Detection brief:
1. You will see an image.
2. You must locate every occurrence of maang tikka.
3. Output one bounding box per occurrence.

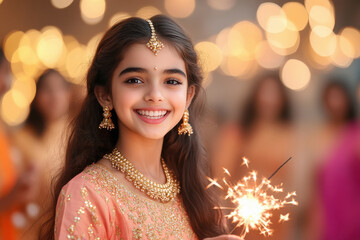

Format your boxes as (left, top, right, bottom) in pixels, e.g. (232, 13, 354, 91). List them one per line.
(99, 106, 115, 131)
(146, 19, 164, 55)
(178, 110, 193, 136)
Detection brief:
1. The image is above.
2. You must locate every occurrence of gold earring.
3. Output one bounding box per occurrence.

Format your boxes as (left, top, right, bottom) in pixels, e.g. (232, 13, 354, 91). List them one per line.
(99, 106, 115, 131)
(178, 110, 193, 136)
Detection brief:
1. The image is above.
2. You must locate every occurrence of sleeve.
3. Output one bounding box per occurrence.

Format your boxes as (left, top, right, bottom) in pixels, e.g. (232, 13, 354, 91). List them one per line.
(54, 177, 112, 240)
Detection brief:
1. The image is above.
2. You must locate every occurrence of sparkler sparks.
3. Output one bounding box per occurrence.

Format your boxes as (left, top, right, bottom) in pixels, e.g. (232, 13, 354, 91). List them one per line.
(242, 157, 249, 167)
(208, 158, 298, 238)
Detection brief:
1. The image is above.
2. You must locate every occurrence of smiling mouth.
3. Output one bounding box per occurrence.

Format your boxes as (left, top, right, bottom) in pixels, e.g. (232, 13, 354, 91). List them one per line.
(135, 109, 169, 119)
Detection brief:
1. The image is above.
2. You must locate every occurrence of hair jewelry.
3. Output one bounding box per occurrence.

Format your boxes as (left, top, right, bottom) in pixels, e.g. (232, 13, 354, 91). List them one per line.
(146, 19, 164, 55)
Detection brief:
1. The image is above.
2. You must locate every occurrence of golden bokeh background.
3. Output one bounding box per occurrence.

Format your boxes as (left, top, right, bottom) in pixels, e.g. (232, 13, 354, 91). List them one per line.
(0, 0, 359, 125)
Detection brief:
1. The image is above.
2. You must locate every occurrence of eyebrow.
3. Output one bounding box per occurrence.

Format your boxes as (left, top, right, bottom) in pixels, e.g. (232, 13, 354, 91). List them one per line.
(163, 68, 187, 77)
(119, 67, 146, 76)
(119, 67, 186, 77)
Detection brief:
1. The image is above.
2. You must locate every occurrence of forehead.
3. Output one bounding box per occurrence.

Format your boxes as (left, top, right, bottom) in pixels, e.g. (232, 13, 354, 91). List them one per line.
(116, 42, 186, 71)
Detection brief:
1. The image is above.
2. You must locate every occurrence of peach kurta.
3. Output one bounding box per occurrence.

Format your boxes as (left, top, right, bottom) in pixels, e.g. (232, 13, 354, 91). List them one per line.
(55, 163, 197, 240)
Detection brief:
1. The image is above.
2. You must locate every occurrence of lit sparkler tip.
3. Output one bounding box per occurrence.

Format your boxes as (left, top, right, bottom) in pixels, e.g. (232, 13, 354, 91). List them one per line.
(242, 157, 250, 167)
(210, 157, 297, 238)
(215, 168, 297, 238)
(205, 177, 223, 190)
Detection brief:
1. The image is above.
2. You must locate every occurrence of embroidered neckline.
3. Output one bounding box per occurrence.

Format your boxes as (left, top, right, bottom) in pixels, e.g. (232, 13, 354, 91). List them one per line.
(89, 163, 179, 205)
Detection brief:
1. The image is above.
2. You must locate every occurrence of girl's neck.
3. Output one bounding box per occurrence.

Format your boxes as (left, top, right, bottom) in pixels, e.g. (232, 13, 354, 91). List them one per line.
(115, 129, 164, 182)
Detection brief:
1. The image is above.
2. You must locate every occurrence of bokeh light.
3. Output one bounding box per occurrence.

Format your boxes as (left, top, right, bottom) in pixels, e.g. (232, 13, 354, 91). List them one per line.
(135, 6, 161, 19)
(195, 41, 223, 73)
(12, 75, 37, 104)
(255, 41, 284, 69)
(308, 5, 335, 37)
(80, 0, 106, 25)
(330, 35, 353, 68)
(257, 2, 288, 33)
(51, 0, 74, 9)
(266, 21, 300, 55)
(282, 2, 308, 31)
(281, 59, 311, 91)
(206, 0, 236, 11)
(339, 27, 360, 58)
(304, 0, 334, 13)
(309, 30, 336, 57)
(305, 44, 333, 70)
(164, 0, 195, 18)
(86, 33, 103, 62)
(221, 56, 258, 79)
(215, 27, 232, 55)
(65, 45, 88, 84)
(36, 26, 64, 68)
(109, 12, 131, 27)
(0, 90, 30, 126)
(228, 21, 263, 60)
(3, 31, 25, 61)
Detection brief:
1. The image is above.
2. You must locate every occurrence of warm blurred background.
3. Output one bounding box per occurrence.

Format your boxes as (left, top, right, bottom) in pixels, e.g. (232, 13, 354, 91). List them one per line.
(0, 0, 359, 239)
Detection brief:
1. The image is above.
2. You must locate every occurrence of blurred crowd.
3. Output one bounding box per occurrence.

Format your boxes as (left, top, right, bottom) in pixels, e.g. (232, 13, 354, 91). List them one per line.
(0, 47, 84, 239)
(1, 42, 360, 240)
(208, 72, 360, 240)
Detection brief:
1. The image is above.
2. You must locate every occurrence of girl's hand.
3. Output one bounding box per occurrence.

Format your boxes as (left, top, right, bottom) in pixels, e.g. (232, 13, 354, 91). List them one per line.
(204, 235, 244, 240)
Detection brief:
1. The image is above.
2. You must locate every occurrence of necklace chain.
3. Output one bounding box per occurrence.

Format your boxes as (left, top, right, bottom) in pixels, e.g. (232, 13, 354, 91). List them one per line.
(103, 148, 180, 202)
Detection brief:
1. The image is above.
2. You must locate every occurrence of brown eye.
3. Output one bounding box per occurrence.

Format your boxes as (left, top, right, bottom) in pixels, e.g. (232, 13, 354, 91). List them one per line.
(125, 78, 143, 84)
(165, 78, 182, 85)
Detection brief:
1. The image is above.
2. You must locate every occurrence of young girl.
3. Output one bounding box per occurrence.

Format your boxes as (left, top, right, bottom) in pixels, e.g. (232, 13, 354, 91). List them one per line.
(40, 15, 242, 240)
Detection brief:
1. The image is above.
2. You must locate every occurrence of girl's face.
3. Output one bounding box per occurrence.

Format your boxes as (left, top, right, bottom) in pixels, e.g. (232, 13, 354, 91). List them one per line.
(105, 43, 194, 140)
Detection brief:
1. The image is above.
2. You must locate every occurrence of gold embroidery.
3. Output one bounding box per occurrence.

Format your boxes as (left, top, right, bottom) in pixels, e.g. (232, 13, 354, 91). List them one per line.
(82, 164, 197, 240)
(63, 186, 101, 239)
(54, 189, 66, 234)
(81, 186, 99, 225)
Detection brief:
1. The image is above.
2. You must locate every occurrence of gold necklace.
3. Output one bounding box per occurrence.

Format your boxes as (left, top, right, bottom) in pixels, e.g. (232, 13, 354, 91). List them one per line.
(103, 148, 180, 202)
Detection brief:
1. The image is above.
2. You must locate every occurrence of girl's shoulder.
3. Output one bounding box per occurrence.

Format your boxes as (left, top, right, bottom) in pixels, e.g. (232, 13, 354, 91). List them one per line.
(61, 163, 118, 196)
(60, 162, 133, 205)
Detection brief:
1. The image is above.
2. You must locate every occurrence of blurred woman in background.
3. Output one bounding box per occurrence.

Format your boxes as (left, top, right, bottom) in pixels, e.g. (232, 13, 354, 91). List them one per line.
(210, 73, 296, 239)
(0, 48, 38, 240)
(11, 69, 71, 239)
(306, 79, 360, 240)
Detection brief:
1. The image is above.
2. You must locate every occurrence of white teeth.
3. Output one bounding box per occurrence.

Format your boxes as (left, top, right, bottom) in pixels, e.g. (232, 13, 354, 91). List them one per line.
(137, 110, 167, 119)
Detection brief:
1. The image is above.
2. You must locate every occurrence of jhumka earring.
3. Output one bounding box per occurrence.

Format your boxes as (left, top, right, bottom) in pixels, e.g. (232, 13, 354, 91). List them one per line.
(178, 110, 193, 136)
(146, 19, 164, 55)
(99, 106, 115, 131)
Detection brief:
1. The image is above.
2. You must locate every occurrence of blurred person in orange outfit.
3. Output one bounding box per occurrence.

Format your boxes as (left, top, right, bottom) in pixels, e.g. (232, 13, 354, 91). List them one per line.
(11, 69, 71, 239)
(210, 73, 296, 239)
(305, 79, 360, 240)
(0, 48, 37, 239)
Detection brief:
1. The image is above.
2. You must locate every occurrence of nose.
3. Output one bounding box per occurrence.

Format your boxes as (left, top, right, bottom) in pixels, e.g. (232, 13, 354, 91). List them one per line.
(144, 82, 164, 102)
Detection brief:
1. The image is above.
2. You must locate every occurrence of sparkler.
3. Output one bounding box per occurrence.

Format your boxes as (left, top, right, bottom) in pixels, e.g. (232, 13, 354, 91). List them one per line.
(207, 157, 298, 238)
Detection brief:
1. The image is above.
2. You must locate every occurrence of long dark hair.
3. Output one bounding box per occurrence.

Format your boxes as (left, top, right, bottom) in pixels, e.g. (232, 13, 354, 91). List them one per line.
(40, 15, 226, 239)
(25, 69, 69, 137)
(240, 72, 292, 132)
